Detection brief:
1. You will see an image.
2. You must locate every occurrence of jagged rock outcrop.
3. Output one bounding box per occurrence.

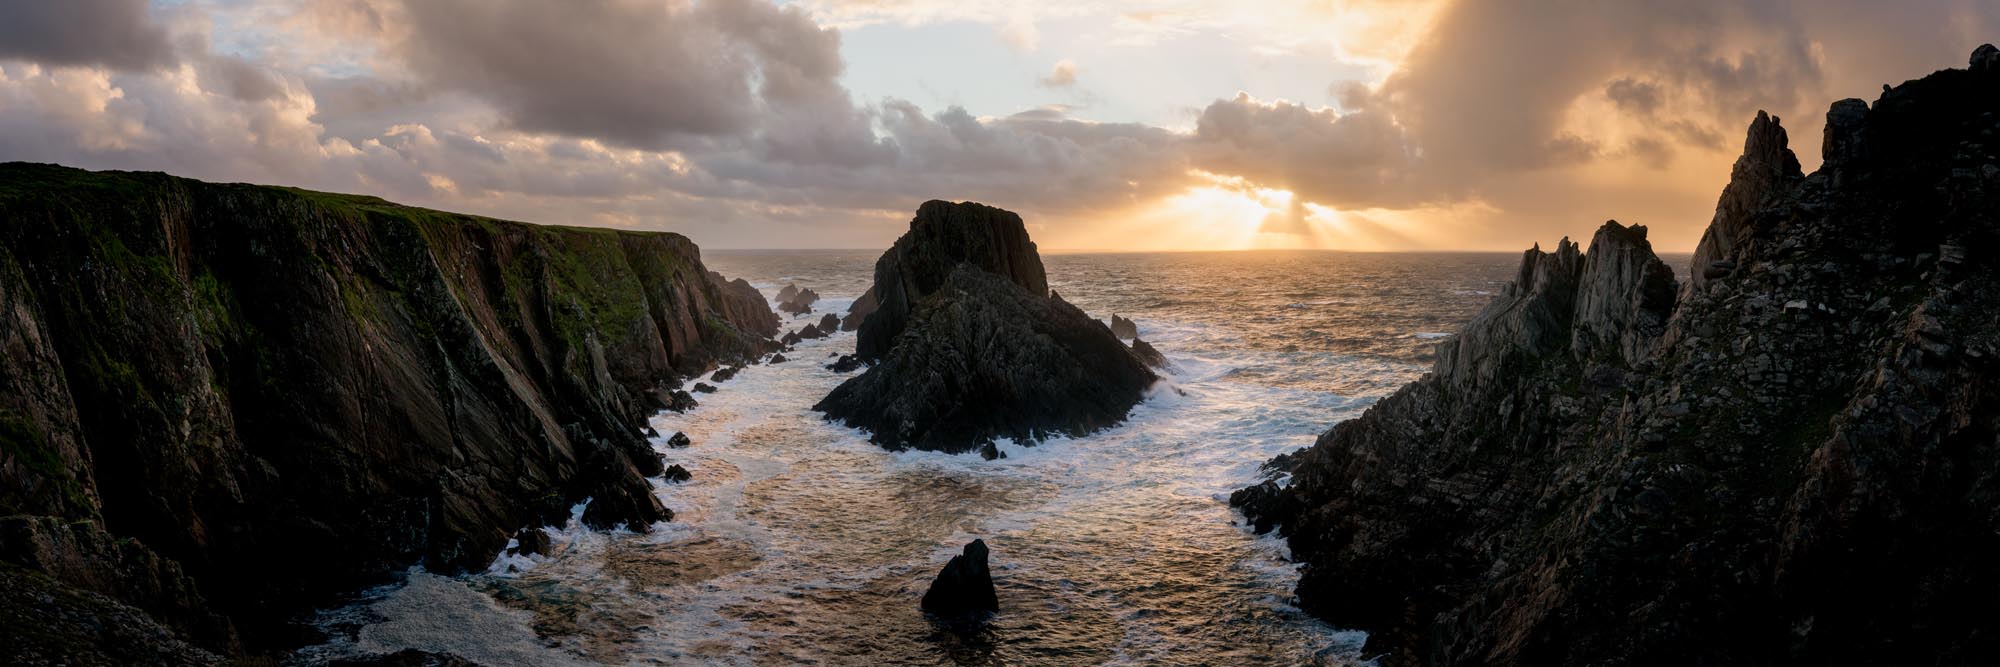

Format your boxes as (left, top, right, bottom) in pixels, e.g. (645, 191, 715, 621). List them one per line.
(0, 164, 774, 661)
(853, 200, 1049, 361)
(1690, 110, 1804, 286)
(1236, 49, 2000, 666)
(840, 287, 877, 331)
(777, 285, 819, 315)
(816, 266, 1155, 452)
(816, 201, 1154, 453)
(920, 539, 998, 616)
(1109, 314, 1138, 339)
(1130, 336, 1170, 371)
(817, 312, 839, 333)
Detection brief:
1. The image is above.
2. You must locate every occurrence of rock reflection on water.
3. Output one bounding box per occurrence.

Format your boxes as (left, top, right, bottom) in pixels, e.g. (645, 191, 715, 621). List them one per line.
(290, 250, 1568, 666)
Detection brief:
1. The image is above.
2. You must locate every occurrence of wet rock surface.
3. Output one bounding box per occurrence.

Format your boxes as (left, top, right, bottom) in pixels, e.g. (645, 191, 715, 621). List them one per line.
(1109, 314, 1138, 339)
(0, 164, 774, 661)
(1237, 51, 2000, 666)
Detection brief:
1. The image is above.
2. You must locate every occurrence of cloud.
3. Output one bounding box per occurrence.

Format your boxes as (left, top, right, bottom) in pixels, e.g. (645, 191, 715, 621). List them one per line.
(0, 0, 176, 71)
(1189, 93, 1429, 208)
(1040, 59, 1079, 88)
(389, 0, 847, 150)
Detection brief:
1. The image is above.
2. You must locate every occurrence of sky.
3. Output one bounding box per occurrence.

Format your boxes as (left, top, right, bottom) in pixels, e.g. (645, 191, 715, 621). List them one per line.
(0, 1, 1995, 251)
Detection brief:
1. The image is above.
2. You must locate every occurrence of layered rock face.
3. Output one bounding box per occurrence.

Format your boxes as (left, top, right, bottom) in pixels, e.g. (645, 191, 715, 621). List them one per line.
(818, 201, 1154, 453)
(0, 164, 774, 661)
(1238, 51, 2000, 665)
(852, 200, 1049, 361)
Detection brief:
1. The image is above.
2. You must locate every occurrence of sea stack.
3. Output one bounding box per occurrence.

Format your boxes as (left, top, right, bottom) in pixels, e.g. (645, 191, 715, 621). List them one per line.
(920, 539, 999, 616)
(814, 201, 1156, 453)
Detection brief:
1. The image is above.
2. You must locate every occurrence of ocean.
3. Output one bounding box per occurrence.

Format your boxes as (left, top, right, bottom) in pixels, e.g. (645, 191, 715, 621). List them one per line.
(289, 249, 1667, 666)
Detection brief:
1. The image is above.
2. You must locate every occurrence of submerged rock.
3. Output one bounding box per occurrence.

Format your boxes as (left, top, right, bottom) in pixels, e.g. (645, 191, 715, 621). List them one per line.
(921, 540, 999, 615)
(662, 465, 691, 483)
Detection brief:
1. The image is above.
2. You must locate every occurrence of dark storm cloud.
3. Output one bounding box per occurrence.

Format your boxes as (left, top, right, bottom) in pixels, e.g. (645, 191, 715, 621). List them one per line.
(0, 0, 176, 70)
(1605, 77, 1664, 115)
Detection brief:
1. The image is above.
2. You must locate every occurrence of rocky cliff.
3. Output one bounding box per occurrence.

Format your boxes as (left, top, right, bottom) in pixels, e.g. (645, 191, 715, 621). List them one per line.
(818, 201, 1155, 453)
(1237, 49, 2000, 665)
(0, 163, 776, 662)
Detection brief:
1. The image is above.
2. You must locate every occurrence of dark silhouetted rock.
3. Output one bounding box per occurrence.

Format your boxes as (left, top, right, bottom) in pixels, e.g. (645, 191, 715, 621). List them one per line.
(979, 442, 1004, 460)
(778, 286, 820, 315)
(827, 354, 863, 373)
(855, 200, 1049, 361)
(781, 330, 802, 346)
(1974, 43, 1999, 71)
(666, 432, 692, 448)
(692, 382, 717, 394)
(507, 528, 551, 557)
(1110, 314, 1138, 339)
(711, 366, 740, 382)
(769, 353, 787, 364)
(921, 540, 998, 615)
(1689, 110, 1803, 289)
(841, 287, 878, 331)
(1241, 57, 2000, 666)
(817, 312, 840, 332)
(817, 266, 1155, 453)
(797, 323, 828, 340)
(328, 650, 485, 667)
(657, 389, 700, 413)
(1130, 336, 1169, 371)
(662, 465, 691, 483)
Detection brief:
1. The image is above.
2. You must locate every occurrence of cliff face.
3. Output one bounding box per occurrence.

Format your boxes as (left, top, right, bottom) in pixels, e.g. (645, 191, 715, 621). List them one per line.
(0, 164, 774, 661)
(1239, 51, 2000, 665)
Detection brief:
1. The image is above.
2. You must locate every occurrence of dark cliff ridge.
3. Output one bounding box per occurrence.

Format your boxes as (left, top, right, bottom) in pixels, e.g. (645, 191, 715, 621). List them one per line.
(0, 164, 775, 661)
(1237, 48, 2000, 666)
(818, 201, 1156, 453)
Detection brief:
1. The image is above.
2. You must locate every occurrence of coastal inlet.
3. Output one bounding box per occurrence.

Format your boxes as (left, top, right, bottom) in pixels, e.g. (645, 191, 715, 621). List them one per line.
(292, 250, 1588, 665)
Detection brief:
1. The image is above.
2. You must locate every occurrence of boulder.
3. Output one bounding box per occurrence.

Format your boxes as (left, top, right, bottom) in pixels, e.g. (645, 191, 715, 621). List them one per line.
(827, 354, 863, 373)
(818, 312, 840, 332)
(662, 465, 691, 483)
(666, 431, 692, 448)
(769, 353, 787, 364)
(692, 382, 717, 394)
(920, 540, 998, 615)
(711, 366, 740, 383)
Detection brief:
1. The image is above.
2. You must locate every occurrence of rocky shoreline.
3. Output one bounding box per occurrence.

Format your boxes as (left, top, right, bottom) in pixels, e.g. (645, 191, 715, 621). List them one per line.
(1236, 48, 2000, 665)
(0, 164, 777, 663)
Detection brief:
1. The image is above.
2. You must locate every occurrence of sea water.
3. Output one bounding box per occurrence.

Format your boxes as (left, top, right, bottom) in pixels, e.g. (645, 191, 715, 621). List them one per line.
(289, 250, 1588, 666)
